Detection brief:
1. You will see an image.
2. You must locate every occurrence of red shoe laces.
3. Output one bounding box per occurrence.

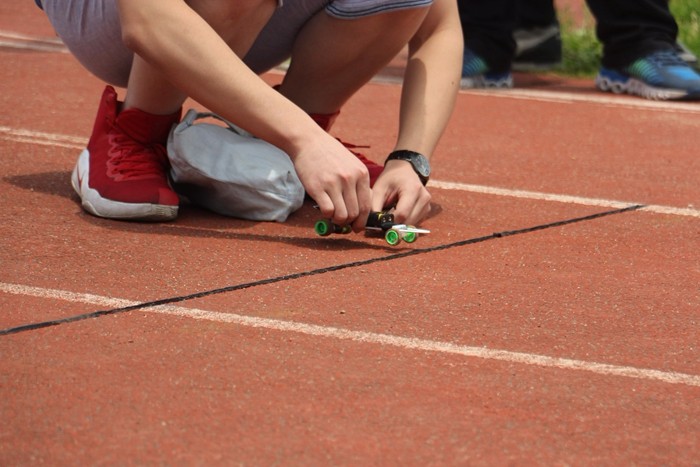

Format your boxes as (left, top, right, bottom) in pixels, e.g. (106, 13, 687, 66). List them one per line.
(106, 133, 168, 181)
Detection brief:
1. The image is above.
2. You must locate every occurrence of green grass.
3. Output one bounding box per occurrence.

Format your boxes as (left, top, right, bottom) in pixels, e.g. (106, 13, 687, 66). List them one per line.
(672, 0, 700, 53)
(559, 14, 601, 77)
(554, 0, 699, 77)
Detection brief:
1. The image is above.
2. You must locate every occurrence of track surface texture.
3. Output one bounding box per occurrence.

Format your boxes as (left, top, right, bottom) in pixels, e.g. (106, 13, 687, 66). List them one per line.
(1, 2, 698, 465)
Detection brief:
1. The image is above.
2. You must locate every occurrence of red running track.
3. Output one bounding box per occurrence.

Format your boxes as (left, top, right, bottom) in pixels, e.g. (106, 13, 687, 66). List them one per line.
(1, 2, 699, 465)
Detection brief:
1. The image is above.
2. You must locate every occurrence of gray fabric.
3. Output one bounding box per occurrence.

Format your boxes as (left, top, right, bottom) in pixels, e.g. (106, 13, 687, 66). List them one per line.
(41, 0, 431, 80)
(167, 110, 305, 222)
(244, 0, 329, 73)
(41, 0, 132, 87)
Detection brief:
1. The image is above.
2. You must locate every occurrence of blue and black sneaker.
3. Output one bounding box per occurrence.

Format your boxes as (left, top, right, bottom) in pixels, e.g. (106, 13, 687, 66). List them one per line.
(461, 48, 513, 89)
(595, 49, 700, 101)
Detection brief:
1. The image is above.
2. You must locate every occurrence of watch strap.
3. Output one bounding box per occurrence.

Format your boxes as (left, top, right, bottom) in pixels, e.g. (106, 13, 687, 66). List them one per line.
(386, 150, 430, 185)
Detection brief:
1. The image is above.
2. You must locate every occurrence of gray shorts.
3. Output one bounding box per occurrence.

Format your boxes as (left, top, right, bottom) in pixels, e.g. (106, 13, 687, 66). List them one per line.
(40, 0, 432, 88)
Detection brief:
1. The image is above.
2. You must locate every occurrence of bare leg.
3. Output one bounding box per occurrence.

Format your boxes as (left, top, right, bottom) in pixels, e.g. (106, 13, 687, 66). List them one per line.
(122, 56, 186, 115)
(279, 7, 431, 115)
(123, 0, 277, 114)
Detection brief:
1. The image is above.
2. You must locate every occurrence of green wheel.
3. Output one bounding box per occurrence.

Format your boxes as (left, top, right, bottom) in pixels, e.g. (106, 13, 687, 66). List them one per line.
(384, 229, 401, 246)
(402, 231, 417, 243)
(314, 219, 332, 236)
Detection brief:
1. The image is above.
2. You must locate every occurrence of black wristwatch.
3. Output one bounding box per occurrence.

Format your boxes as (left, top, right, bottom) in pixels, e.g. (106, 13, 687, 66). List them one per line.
(385, 150, 430, 186)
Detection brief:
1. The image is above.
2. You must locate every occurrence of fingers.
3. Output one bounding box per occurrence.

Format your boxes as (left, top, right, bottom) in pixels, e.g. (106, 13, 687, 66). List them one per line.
(350, 175, 372, 232)
(329, 173, 371, 231)
(393, 187, 431, 225)
(371, 162, 432, 226)
(304, 160, 371, 229)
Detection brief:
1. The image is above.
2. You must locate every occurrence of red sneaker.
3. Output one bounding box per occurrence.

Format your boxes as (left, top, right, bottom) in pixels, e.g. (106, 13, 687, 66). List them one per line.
(71, 86, 181, 221)
(309, 112, 384, 187)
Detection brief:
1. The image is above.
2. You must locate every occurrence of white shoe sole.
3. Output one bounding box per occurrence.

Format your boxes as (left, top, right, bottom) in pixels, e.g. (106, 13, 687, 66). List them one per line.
(71, 149, 178, 221)
(595, 74, 688, 101)
(460, 75, 514, 89)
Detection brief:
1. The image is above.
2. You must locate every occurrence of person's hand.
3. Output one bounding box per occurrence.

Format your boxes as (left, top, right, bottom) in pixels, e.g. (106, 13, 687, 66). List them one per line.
(371, 159, 431, 225)
(293, 133, 372, 232)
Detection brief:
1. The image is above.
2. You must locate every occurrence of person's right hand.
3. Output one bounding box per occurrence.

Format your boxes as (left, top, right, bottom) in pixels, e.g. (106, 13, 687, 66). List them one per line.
(293, 133, 372, 232)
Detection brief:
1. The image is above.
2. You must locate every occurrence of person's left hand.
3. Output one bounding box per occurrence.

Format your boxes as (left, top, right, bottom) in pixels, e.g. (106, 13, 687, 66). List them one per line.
(371, 159, 431, 226)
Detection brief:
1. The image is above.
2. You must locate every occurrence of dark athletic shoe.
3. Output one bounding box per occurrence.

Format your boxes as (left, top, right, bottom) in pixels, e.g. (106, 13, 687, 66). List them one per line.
(595, 49, 700, 101)
(460, 48, 513, 89)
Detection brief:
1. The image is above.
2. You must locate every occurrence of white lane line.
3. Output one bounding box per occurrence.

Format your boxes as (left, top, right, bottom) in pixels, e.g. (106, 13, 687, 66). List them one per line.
(0, 30, 68, 53)
(377, 75, 700, 113)
(2, 282, 699, 388)
(0, 30, 64, 43)
(0, 126, 84, 150)
(0, 39, 67, 53)
(429, 180, 700, 218)
(461, 88, 700, 114)
(2, 125, 698, 218)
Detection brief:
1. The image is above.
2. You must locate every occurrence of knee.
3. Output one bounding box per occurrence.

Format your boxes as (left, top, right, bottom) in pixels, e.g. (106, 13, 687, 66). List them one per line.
(118, 5, 164, 56)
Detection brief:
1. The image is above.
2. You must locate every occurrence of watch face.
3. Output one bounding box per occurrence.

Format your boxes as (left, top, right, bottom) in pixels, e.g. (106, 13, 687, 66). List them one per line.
(413, 155, 430, 178)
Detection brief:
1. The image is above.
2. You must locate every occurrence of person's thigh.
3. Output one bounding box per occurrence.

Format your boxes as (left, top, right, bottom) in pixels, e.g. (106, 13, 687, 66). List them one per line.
(244, 0, 431, 73)
(42, 0, 133, 87)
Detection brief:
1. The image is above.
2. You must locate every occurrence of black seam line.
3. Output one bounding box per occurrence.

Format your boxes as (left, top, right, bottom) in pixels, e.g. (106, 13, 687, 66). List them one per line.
(1, 204, 644, 337)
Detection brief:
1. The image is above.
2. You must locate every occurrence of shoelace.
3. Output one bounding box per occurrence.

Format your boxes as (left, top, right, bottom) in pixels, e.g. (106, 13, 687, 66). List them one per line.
(106, 133, 168, 181)
(646, 50, 688, 68)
